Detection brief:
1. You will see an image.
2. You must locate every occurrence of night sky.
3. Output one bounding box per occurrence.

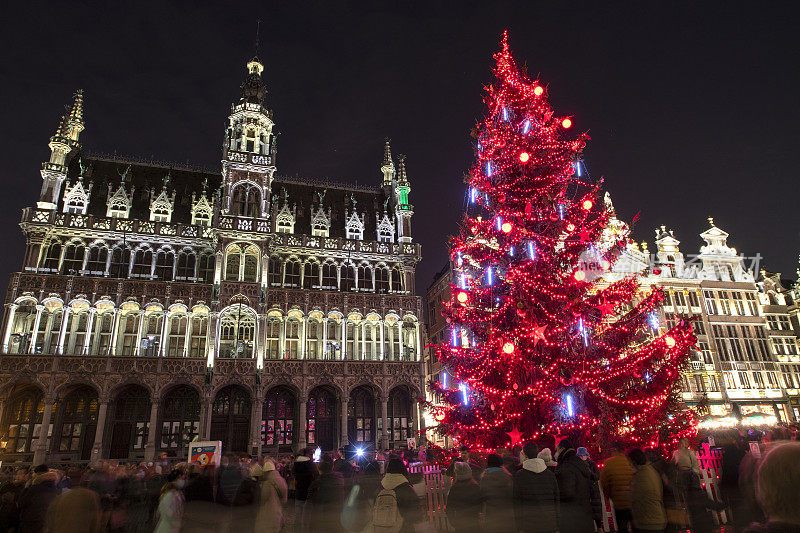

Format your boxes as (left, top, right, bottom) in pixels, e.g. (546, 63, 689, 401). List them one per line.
(2, 2, 799, 296)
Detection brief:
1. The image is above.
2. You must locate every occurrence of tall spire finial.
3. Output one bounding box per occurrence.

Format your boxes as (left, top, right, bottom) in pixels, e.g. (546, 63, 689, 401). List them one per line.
(397, 154, 408, 186)
(708, 216, 715, 227)
(382, 138, 393, 167)
(254, 18, 261, 59)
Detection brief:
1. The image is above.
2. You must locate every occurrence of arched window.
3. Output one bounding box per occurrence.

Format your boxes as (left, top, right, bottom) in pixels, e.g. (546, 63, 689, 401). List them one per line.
(285, 318, 301, 359)
(401, 318, 418, 361)
(141, 311, 163, 357)
(176, 251, 196, 281)
(189, 314, 208, 357)
(210, 385, 251, 453)
(198, 253, 214, 283)
(232, 184, 261, 217)
(110, 247, 131, 278)
(89, 311, 114, 355)
(154, 250, 174, 281)
(132, 248, 153, 278)
(116, 312, 140, 356)
(61, 242, 85, 274)
(375, 266, 390, 294)
(243, 246, 259, 282)
(219, 306, 256, 359)
(388, 388, 412, 444)
(263, 387, 296, 449)
(303, 261, 320, 289)
(284, 259, 301, 288)
(166, 314, 187, 356)
(159, 386, 200, 456)
(85, 246, 108, 275)
(306, 318, 322, 359)
(1, 387, 43, 454)
(41, 241, 61, 272)
(266, 317, 281, 359)
(364, 320, 377, 361)
(109, 385, 151, 459)
(340, 264, 355, 292)
(325, 317, 341, 360)
(321, 262, 338, 290)
(268, 257, 283, 287)
(348, 386, 375, 446)
(307, 387, 336, 451)
(7, 302, 36, 354)
(391, 267, 404, 293)
(225, 250, 240, 281)
(55, 387, 98, 459)
(357, 264, 372, 291)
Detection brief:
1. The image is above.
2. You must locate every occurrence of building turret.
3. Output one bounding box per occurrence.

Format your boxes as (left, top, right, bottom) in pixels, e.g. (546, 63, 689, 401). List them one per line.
(395, 155, 413, 243)
(381, 138, 395, 187)
(654, 226, 684, 278)
(221, 56, 277, 218)
(39, 90, 85, 209)
(697, 217, 753, 282)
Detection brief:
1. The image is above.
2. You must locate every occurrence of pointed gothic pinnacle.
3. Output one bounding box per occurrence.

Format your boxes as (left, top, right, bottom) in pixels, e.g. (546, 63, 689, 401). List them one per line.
(68, 89, 84, 125)
(708, 216, 715, 227)
(382, 138, 393, 167)
(396, 154, 408, 184)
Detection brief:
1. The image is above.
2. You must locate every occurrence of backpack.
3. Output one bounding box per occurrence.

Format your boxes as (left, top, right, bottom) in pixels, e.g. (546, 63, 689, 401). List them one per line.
(372, 487, 403, 533)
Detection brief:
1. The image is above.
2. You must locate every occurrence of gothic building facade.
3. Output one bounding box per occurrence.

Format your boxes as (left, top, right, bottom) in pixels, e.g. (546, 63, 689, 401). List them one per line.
(0, 56, 425, 466)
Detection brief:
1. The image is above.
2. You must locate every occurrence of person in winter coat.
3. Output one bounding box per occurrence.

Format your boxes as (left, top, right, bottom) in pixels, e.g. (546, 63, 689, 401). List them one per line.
(629, 449, 666, 533)
(555, 440, 594, 533)
(577, 447, 603, 527)
(601, 441, 635, 533)
(744, 441, 800, 533)
(447, 462, 482, 533)
(293, 448, 319, 533)
(255, 458, 288, 533)
(153, 470, 185, 533)
(44, 487, 101, 533)
(18, 467, 59, 533)
(377, 458, 423, 533)
(308, 455, 346, 533)
(513, 442, 559, 533)
(681, 470, 726, 533)
(480, 454, 513, 533)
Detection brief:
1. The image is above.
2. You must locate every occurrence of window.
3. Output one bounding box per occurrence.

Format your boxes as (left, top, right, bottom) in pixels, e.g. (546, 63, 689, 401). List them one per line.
(693, 375, 706, 393)
(166, 315, 187, 356)
(746, 293, 759, 316)
(321, 263, 338, 289)
(688, 292, 700, 308)
(703, 291, 718, 315)
(391, 267, 404, 293)
(132, 249, 153, 278)
(263, 388, 295, 447)
(176, 252, 196, 281)
(357, 264, 372, 291)
(41, 241, 61, 272)
(753, 372, 765, 388)
(198, 254, 214, 283)
(160, 386, 200, 453)
(375, 267, 390, 293)
(767, 372, 778, 388)
(61, 242, 85, 274)
(303, 262, 320, 289)
(266, 318, 281, 359)
(110, 247, 131, 278)
(85, 246, 107, 275)
(340, 264, 355, 292)
(225, 251, 240, 281)
(707, 375, 719, 392)
(268, 257, 283, 287)
(738, 372, 751, 388)
(188, 315, 207, 357)
(284, 260, 301, 288)
(232, 185, 261, 217)
(154, 251, 174, 281)
(732, 292, 746, 315)
(698, 342, 713, 364)
(218, 308, 256, 359)
(724, 372, 735, 389)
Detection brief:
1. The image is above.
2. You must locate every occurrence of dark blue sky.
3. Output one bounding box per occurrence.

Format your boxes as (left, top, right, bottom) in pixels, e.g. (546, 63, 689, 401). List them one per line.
(2, 1, 799, 292)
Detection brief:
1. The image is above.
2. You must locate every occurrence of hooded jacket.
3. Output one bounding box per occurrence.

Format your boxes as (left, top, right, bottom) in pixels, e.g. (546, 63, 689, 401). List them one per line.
(600, 451, 635, 510)
(512, 457, 559, 533)
(379, 474, 423, 533)
(480, 467, 514, 533)
(631, 463, 667, 531)
(293, 456, 319, 501)
(447, 477, 482, 532)
(555, 448, 595, 533)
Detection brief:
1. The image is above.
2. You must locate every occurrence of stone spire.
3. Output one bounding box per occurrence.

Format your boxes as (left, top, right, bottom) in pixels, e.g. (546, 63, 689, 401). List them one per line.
(395, 155, 413, 243)
(39, 90, 85, 210)
(65, 89, 85, 139)
(381, 138, 394, 186)
(396, 154, 409, 187)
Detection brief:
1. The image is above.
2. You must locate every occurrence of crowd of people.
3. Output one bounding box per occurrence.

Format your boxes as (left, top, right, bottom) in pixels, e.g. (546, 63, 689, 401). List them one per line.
(0, 432, 798, 532)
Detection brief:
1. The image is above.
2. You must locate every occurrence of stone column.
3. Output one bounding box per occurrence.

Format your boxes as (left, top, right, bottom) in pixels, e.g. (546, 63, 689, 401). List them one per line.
(300, 317, 307, 360)
(199, 397, 213, 440)
(144, 397, 160, 461)
(340, 398, 349, 447)
(108, 310, 121, 356)
(381, 395, 389, 449)
(280, 318, 287, 359)
(2, 304, 18, 352)
(379, 321, 385, 361)
(83, 308, 97, 355)
(417, 398, 426, 444)
(56, 307, 71, 355)
(32, 398, 54, 466)
(134, 311, 145, 356)
(341, 320, 347, 360)
(90, 400, 109, 466)
(412, 397, 420, 437)
(28, 305, 44, 354)
(251, 395, 264, 458)
(297, 399, 307, 451)
(415, 322, 422, 361)
(183, 314, 192, 357)
(361, 322, 367, 361)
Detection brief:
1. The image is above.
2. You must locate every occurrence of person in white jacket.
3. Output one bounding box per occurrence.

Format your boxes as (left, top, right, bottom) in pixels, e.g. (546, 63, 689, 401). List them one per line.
(154, 470, 185, 533)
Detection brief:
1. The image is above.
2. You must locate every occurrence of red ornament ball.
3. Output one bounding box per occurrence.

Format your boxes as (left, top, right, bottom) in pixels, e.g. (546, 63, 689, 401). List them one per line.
(501, 222, 513, 233)
(456, 291, 469, 304)
(562, 118, 572, 129)
(519, 152, 530, 163)
(665, 335, 676, 348)
(582, 199, 593, 210)
(533, 85, 544, 96)
(566, 222, 576, 232)
(574, 270, 586, 281)
(502, 342, 515, 354)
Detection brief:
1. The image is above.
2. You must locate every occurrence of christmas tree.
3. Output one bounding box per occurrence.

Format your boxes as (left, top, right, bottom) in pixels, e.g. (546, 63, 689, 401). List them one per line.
(429, 33, 697, 453)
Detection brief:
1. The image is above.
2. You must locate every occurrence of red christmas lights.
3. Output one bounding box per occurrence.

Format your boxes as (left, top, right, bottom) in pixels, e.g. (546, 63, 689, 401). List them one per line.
(427, 32, 696, 457)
